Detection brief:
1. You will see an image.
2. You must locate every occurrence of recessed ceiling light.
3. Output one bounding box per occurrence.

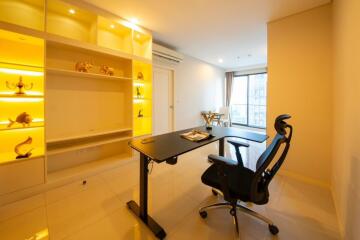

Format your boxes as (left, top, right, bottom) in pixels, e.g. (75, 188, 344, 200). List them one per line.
(218, 58, 223, 63)
(69, 9, 76, 14)
(110, 24, 115, 29)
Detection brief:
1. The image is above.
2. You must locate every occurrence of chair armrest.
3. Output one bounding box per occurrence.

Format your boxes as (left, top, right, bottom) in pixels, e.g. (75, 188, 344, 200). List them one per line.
(208, 154, 237, 166)
(227, 139, 250, 148)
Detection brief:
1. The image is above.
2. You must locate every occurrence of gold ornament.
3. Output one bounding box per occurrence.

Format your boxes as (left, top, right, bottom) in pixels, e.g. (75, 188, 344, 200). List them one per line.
(8, 112, 32, 128)
(15, 136, 33, 159)
(6, 76, 33, 95)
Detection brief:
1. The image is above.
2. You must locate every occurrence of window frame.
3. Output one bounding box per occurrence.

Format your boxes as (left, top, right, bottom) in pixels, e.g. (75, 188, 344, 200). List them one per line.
(231, 72, 267, 129)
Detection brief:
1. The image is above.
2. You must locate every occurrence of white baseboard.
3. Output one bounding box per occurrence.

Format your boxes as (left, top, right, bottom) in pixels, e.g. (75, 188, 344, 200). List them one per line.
(278, 169, 331, 189)
(330, 185, 345, 239)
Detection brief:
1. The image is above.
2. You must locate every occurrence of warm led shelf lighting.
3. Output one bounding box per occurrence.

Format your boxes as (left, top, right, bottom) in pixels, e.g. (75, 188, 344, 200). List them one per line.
(0, 68, 43, 76)
(1, 91, 43, 96)
(134, 83, 145, 87)
(0, 97, 43, 103)
(0, 118, 44, 125)
(134, 99, 144, 104)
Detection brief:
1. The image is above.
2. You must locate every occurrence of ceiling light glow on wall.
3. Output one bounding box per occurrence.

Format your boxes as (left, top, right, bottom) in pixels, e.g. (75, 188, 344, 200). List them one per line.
(69, 9, 76, 14)
(0, 68, 43, 76)
(110, 24, 115, 29)
(121, 19, 141, 31)
(218, 58, 223, 63)
(130, 18, 139, 24)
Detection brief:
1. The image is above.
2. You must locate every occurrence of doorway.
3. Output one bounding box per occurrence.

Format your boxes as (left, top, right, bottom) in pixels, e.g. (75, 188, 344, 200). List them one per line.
(152, 66, 174, 135)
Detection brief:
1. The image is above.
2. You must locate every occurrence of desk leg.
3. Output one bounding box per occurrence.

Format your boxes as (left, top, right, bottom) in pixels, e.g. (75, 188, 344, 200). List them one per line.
(219, 138, 225, 156)
(127, 153, 166, 239)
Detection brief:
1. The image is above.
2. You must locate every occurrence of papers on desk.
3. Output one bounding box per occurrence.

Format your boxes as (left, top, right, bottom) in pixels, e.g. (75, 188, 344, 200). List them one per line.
(180, 130, 213, 142)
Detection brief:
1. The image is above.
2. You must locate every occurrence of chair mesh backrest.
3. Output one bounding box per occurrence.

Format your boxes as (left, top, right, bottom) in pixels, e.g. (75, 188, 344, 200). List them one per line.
(251, 114, 292, 201)
(255, 134, 285, 171)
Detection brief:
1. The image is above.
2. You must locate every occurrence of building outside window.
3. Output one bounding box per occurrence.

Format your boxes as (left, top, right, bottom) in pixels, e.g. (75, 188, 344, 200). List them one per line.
(230, 72, 267, 128)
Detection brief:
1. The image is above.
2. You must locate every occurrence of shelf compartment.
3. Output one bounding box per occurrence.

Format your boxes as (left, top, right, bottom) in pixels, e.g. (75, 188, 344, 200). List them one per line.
(133, 30, 152, 59)
(0, 127, 45, 164)
(0, 29, 44, 68)
(46, 68, 132, 82)
(0, 0, 45, 31)
(47, 140, 132, 172)
(46, 0, 97, 44)
(45, 76, 133, 140)
(46, 41, 133, 79)
(0, 95, 44, 130)
(133, 117, 152, 137)
(97, 16, 132, 55)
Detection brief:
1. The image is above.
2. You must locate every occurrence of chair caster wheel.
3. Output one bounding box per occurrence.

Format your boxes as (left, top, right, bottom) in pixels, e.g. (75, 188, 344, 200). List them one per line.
(211, 189, 218, 196)
(269, 224, 279, 235)
(199, 211, 207, 219)
(229, 209, 236, 216)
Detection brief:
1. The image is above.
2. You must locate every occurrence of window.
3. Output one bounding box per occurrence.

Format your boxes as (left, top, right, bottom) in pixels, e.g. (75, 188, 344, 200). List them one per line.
(230, 73, 267, 128)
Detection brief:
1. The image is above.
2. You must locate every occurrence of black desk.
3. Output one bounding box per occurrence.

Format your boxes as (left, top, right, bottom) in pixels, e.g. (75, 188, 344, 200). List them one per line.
(127, 126, 268, 239)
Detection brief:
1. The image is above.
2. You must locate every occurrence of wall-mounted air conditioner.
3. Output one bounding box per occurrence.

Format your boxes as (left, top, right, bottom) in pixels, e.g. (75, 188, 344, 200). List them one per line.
(152, 43, 184, 64)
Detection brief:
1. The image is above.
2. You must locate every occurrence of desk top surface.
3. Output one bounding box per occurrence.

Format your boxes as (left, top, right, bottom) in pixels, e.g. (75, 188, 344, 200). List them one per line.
(129, 126, 268, 162)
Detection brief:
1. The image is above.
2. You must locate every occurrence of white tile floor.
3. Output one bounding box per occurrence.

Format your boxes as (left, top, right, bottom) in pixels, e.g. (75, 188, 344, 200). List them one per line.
(0, 139, 340, 240)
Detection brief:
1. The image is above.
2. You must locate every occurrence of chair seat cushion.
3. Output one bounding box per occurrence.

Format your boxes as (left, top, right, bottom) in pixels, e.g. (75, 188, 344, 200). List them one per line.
(201, 164, 255, 202)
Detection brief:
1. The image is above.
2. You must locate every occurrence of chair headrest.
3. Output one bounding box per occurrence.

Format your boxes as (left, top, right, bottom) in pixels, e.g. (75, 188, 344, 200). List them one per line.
(274, 114, 291, 135)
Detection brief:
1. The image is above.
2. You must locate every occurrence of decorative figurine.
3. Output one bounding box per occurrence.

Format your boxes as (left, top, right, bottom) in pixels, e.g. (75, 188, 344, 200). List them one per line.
(136, 86, 142, 98)
(99, 65, 115, 76)
(138, 109, 144, 118)
(137, 72, 144, 80)
(15, 136, 33, 159)
(75, 62, 93, 72)
(6, 76, 33, 95)
(8, 112, 32, 128)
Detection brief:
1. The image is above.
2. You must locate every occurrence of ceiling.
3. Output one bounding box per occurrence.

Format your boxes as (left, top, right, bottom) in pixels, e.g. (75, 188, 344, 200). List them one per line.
(85, 0, 330, 69)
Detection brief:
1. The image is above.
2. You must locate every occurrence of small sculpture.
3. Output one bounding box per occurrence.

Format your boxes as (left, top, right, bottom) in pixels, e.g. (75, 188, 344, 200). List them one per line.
(8, 112, 32, 128)
(137, 72, 144, 80)
(99, 65, 115, 76)
(6, 76, 33, 95)
(138, 109, 143, 118)
(15, 136, 33, 159)
(136, 86, 142, 98)
(75, 62, 93, 73)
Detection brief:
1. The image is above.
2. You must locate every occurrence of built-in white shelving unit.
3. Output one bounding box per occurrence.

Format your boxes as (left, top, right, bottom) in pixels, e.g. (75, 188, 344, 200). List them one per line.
(0, 0, 153, 203)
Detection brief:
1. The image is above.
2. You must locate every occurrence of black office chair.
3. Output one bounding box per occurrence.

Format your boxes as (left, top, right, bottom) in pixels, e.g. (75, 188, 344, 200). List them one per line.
(199, 114, 293, 236)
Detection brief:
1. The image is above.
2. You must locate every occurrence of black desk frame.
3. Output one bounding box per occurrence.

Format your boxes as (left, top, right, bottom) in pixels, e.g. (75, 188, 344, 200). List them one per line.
(127, 127, 267, 239)
(127, 153, 166, 238)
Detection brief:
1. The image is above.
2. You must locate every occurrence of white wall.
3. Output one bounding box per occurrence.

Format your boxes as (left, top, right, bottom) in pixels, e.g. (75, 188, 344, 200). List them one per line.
(173, 55, 225, 130)
(332, 0, 360, 238)
(267, 5, 333, 185)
